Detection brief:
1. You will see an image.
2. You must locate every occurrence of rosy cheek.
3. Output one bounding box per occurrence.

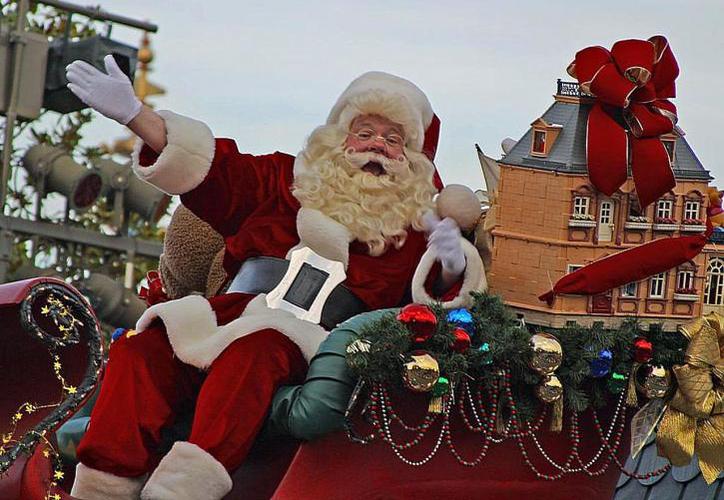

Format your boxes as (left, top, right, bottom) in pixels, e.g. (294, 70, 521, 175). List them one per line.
(345, 137, 362, 152)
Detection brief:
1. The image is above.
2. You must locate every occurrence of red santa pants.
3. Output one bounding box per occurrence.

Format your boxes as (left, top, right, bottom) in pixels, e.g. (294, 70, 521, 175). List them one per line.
(76, 322, 307, 477)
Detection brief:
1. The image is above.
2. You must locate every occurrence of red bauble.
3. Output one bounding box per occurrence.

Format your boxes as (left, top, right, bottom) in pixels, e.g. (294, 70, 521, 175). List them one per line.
(397, 304, 437, 343)
(451, 328, 471, 353)
(633, 337, 653, 363)
(139, 270, 169, 306)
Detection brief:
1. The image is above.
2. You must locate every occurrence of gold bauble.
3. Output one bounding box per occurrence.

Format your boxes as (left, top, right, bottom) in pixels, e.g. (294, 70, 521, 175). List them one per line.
(536, 375, 563, 403)
(529, 332, 563, 375)
(403, 352, 440, 393)
(636, 364, 671, 399)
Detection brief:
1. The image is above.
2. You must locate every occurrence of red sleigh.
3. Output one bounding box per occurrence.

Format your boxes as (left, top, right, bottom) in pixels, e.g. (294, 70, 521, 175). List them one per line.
(0, 277, 637, 500)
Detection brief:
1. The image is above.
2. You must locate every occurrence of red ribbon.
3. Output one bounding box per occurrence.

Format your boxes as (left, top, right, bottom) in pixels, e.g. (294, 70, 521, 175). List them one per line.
(138, 270, 168, 306)
(539, 220, 713, 306)
(568, 36, 679, 208)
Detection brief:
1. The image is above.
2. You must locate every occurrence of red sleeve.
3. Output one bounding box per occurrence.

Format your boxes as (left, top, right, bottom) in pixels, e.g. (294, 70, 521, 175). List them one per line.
(140, 138, 273, 237)
(423, 261, 464, 302)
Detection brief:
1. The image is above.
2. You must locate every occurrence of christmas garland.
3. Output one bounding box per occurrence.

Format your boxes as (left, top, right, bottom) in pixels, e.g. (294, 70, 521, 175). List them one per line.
(346, 292, 687, 423)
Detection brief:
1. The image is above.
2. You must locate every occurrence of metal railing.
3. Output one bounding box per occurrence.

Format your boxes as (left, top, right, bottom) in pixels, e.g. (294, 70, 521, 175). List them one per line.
(556, 79, 593, 98)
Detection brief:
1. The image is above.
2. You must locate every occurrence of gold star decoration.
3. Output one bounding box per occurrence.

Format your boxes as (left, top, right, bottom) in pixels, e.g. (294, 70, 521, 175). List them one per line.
(41, 295, 85, 339)
(1, 343, 72, 500)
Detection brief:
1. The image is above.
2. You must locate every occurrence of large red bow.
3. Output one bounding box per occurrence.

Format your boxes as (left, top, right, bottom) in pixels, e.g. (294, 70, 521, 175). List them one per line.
(138, 270, 168, 306)
(568, 36, 679, 208)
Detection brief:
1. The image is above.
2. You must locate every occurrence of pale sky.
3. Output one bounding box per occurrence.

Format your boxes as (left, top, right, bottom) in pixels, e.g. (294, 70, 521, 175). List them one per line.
(78, 0, 724, 191)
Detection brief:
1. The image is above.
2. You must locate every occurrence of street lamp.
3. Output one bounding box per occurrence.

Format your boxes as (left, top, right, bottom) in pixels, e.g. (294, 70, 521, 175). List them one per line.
(22, 144, 103, 211)
(94, 158, 171, 228)
(79, 272, 146, 328)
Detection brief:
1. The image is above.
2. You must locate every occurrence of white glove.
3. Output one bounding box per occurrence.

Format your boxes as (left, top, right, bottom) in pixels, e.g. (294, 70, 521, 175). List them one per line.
(423, 211, 466, 277)
(65, 55, 142, 125)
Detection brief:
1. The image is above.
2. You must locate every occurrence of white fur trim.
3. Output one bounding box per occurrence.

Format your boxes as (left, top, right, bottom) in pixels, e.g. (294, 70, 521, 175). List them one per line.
(71, 462, 145, 500)
(294, 207, 351, 269)
(131, 110, 215, 195)
(135, 294, 328, 369)
(141, 442, 232, 500)
(327, 71, 433, 152)
(411, 238, 487, 309)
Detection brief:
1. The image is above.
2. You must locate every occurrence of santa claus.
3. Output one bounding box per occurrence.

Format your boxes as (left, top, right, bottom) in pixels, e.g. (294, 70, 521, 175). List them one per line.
(64, 56, 485, 500)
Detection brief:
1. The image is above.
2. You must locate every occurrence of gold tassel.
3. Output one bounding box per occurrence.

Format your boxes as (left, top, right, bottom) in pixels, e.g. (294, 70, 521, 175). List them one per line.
(626, 362, 640, 407)
(496, 405, 506, 434)
(495, 375, 507, 434)
(550, 397, 563, 432)
(428, 395, 443, 414)
(495, 397, 506, 434)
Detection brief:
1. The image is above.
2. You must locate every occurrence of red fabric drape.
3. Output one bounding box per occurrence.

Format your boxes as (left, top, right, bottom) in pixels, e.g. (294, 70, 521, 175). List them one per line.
(539, 221, 712, 305)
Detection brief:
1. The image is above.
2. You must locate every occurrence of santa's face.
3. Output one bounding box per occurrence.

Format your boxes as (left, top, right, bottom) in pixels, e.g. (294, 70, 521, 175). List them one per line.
(344, 114, 406, 176)
(293, 117, 436, 256)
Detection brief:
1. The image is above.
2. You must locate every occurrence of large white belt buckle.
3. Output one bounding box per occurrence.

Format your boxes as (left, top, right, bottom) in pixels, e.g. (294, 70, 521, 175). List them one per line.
(265, 247, 346, 325)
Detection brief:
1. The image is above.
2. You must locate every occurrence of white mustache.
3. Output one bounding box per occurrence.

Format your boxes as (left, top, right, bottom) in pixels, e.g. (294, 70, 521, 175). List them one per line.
(344, 148, 410, 176)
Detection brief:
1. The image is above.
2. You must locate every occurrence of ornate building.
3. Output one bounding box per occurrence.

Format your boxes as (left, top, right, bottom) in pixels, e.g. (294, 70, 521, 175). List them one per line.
(485, 80, 722, 332)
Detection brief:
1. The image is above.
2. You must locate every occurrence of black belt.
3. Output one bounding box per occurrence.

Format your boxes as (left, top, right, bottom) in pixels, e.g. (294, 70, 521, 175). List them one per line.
(226, 256, 367, 330)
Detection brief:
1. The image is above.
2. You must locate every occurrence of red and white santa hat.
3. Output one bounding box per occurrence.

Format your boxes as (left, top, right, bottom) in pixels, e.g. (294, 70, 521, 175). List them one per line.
(326, 71, 441, 161)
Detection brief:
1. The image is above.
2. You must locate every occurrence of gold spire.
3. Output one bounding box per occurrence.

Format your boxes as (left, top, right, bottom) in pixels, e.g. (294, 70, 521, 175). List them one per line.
(133, 32, 166, 103)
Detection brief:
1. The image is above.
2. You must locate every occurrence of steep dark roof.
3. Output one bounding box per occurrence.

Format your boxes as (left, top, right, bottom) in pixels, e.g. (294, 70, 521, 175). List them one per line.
(500, 100, 711, 182)
(614, 432, 724, 499)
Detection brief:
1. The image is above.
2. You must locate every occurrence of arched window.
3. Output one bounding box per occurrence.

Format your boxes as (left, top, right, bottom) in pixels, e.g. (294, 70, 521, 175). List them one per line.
(705, 258, 724, 305)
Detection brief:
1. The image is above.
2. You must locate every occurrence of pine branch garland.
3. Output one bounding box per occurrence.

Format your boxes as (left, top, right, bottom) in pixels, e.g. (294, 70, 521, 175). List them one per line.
(347, 292, 688, 420)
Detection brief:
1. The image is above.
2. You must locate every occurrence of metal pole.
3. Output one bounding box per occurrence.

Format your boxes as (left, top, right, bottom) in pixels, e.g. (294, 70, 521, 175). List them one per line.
(33, 0, 158, 32)
(0, 229, 14, 282)
(0, 0, 30, 214)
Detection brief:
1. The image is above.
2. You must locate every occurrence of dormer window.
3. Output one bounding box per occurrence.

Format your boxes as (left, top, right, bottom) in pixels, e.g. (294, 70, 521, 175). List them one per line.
(662, 138, 675, 165)
(532, 130, 546, 154)
(529, 118, 562, 157)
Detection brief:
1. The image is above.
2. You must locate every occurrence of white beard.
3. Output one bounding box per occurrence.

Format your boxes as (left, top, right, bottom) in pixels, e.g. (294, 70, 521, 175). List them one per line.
(292, 125, 437, 256)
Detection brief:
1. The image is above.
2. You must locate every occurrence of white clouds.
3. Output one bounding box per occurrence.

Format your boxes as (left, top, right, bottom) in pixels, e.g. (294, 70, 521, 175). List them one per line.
(82, 0, 724, 188)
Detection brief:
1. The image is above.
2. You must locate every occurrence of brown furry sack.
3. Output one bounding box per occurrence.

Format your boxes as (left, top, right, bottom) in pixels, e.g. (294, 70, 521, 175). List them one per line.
(158, 204, 226, 300)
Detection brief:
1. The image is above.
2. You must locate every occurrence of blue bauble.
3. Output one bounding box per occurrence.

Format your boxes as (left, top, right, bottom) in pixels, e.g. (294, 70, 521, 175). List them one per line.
(447, 308, 475, 335)
(589, 349, 613, 378)
(111, 328, 127, 342)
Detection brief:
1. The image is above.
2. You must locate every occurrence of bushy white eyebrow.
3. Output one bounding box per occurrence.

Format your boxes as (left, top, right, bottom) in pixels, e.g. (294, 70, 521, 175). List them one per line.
(352, 120, 404, 137)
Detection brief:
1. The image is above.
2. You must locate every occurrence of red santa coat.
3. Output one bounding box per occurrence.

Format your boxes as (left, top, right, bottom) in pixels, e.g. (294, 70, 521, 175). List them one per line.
(130, 110, 486, 368)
